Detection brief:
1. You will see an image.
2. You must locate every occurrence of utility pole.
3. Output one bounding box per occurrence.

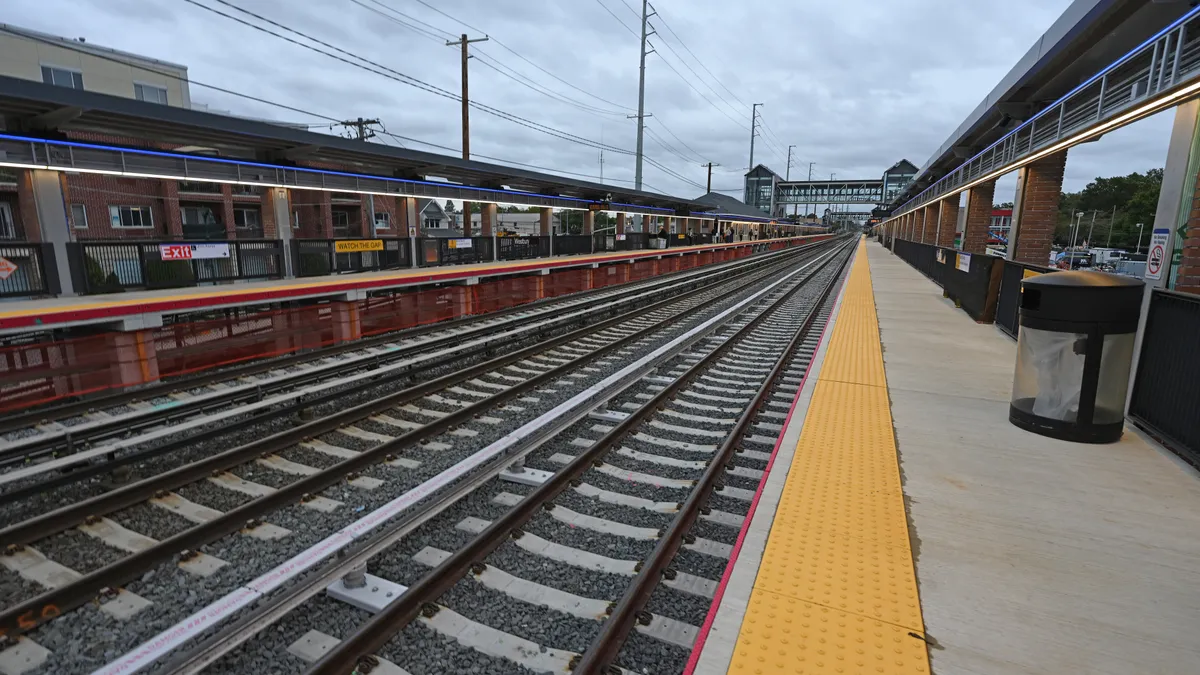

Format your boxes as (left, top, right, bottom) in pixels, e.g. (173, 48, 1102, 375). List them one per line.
(806, 162, 814, 219)
(633, 0, 655, 191)
(701, 162, 719, 193)
(1106, 205, 1117, 248)
(336, 117, 380, 141)
(749, 103, 763, 170)
(446, 33, 489, 160)
(336, 118, 382, 238)
(785, 145, 796, 217)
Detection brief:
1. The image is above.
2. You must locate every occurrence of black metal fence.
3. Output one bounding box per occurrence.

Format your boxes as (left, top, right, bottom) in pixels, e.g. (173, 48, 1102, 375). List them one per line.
(0, 242, 55, 298)
(555, 235, 594, 256)
(497, 236, 549, 261)
(71, 240, 283, 293)
(294, 238, 413, 277)
(1129, 289, 1200, 468)
(892, 239, 1003, 322)
(995, 260, 1057, 338)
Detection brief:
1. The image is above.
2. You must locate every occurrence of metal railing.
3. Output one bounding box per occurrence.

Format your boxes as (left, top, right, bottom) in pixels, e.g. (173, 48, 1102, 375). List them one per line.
(995, 260, 1057, 338)
(0, 242, 54, 297)
(1129, 288, 1200, 467)
(890, 8, 1200, 218)
(892, 239, 1004, 322)
(294, 238, 412, 277)
(71, 239, 283, 293)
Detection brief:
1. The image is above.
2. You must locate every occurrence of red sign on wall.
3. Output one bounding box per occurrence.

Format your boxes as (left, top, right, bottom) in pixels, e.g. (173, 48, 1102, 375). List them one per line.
(161, 245, 193, 260)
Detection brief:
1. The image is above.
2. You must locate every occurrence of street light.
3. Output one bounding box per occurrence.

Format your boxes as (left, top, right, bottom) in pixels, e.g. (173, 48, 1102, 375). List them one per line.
(1135, 222, 1145, 253)
(1069, 211, 1084, 269)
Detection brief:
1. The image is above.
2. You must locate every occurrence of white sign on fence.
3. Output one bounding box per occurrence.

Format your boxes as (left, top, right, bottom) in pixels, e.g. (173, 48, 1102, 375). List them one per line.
(160, 243, 231, 261)
(957, 252, 971, 273)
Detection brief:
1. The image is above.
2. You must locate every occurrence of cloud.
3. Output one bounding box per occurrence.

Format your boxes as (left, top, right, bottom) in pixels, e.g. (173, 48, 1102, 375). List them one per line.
(4, 0, 1172, 200)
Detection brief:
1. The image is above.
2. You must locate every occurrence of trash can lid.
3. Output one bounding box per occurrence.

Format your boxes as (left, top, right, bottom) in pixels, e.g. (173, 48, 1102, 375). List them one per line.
(1022, 270, 1143, 289)
(1020, 270, 1144, 327)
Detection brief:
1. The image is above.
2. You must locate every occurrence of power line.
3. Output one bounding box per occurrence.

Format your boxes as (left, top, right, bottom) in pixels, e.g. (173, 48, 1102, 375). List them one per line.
(190, 0, 636, 155)
(398, 0, 637, 112)
(649, 44, 749, 131)
(594, 0, 640, 37)
(648, 16, 745, 123)
(367, 0, 631, 116)
(649, 4, 747, 109)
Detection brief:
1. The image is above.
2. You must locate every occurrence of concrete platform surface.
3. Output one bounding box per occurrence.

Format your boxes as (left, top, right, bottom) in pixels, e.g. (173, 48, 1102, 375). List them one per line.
(869, 242, 1200, 675)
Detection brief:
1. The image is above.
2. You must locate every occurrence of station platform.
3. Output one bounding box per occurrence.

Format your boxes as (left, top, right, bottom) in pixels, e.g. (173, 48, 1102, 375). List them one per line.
(0, 237, 813, 334)
(692, 238, 1200, 674)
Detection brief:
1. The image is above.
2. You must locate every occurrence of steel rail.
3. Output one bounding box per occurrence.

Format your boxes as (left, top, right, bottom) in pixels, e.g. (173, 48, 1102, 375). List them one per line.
(572, 237, 853, 674)
(0, 243, 808, 462)
(0, 244, 823, 505)
(306, 238, 854, 674)
(0, 241, 835, 640)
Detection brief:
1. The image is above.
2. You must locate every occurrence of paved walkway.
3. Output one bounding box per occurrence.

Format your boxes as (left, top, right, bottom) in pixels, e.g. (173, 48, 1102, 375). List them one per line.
(696, 237, 1200, 675)
(869, 240, 1200, 674)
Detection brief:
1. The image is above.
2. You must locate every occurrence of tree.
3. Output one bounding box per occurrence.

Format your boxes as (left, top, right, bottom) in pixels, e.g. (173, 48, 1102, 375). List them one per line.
(995, 201, 1014, 209)
(443, 200, 455, 213)
(1055, 168, 1161, 249)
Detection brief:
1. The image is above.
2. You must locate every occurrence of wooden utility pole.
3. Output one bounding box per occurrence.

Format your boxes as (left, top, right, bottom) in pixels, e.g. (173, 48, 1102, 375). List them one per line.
(701, 162, 719, 193)
(446, 33, 489, 160)
(336, 117, 380, 141)
(446, 33, 488, 234)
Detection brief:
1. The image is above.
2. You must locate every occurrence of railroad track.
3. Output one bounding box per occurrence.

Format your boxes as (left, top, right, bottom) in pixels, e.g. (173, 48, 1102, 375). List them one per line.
(0, 237, 848, 675)
(0, 241, 822, 520)
(0, 241, 801, 466)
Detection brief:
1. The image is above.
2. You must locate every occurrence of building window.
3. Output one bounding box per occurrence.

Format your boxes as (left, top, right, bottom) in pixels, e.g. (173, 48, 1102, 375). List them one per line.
(0, 203, 15, 239)
(109, 205, 154, 229)
(134, 83, 168, 105)
(332, 210, 351, 228)
(424, 217, 441, 229)
(181, 206, 220, 226)
(374, 212, 390, 229)
(70, 204, 88, 229)
(41, 65, 84, 90)
(234, 207, 260, 228)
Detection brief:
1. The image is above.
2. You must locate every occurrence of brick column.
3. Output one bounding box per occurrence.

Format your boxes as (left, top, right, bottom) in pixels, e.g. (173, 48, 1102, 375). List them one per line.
(539, 207, 552, 236)
(1175, 164, 1200, 293)
(936, 198, 959, 248)
(642, 214, 651, 233)
(160, 180, 184, 238)
(961, 180, 996, 254)
(921, 204, 940, 242)
(481, 202, 497, 237)
(318, 191, 333, 238)
(582, 210, 594, 235)
(1010, 150, 1067, 265)
(615, 213, 626, 235)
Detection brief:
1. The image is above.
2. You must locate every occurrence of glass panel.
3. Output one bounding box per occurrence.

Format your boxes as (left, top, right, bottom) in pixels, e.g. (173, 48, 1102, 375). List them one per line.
(1011, 326, 1087, 421)
(1093, 332, 1136, 424)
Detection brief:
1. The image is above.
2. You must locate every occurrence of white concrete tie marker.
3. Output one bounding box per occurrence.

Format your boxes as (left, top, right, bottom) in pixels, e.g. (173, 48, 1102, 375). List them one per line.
(208, 472, 342, 513)
(0, 637, 49, 675)
(78, 517, 227, 577)
(456, 517, 637, 575)
(150, 492, 291, 540)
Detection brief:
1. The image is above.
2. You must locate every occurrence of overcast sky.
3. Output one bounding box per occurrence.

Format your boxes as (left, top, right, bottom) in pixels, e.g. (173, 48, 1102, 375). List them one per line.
(6, 0, 1177, 202)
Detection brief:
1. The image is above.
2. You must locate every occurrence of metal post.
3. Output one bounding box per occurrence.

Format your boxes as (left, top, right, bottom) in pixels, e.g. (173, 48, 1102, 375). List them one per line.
(1085, 210, 1096, 250)
(749, 103, 762, 171)
(634, 0, 650, 191)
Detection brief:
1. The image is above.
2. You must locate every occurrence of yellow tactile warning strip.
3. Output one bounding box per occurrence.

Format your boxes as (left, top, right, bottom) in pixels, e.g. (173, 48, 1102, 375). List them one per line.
(728, 238, 929, 675)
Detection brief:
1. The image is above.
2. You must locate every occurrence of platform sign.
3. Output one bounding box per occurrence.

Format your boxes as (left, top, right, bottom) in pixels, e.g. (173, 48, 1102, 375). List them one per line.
(160, 243, 230, 260)
(408, 225, 416, 237)
(448, 238, 473, 249)
(1145, 228, 1170, 280)
(957, 252, 972, 273)
(334, 239, 383, 253)
(616, 234, 626, 241)
(936, 250, 945, 264)
(0, 256, 16, 280)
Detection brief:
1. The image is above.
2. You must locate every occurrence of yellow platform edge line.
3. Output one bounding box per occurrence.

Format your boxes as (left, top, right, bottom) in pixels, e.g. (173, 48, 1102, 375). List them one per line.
(727, 238, 930, 675)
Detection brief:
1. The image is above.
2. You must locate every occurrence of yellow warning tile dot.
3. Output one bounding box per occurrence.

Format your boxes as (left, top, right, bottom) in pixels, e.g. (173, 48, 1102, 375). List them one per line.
(729, 240, 929, 673)
(729, 589, 929, 675)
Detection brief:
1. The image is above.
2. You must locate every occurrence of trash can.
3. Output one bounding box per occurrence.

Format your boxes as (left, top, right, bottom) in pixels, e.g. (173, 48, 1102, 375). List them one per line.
(1009, 271, 1144, 443)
